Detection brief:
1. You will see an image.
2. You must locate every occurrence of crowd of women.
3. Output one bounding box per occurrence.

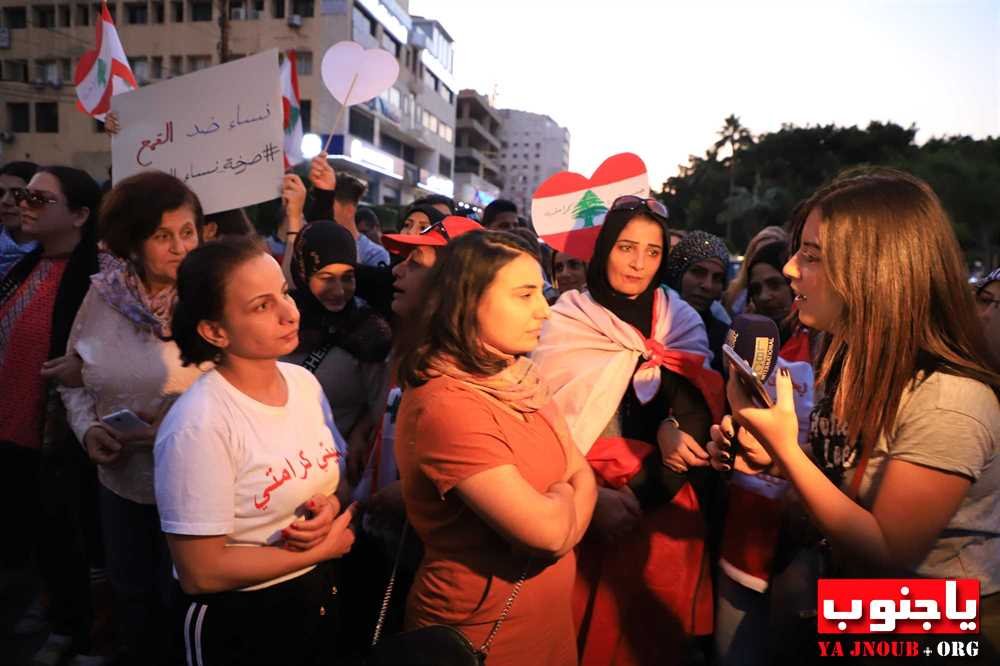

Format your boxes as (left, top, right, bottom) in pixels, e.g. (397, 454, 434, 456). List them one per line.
(1, 154, 998, 666)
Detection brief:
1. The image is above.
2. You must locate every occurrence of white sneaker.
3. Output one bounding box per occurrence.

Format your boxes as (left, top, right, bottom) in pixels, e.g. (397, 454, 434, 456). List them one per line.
(31, 632, 73, 666)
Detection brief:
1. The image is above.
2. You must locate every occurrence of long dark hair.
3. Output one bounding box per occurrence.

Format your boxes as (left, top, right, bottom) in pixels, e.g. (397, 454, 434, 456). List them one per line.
(39, 166, 101, 357)
(790, 167, 1000, 457)
(396, 230, 537, 388)
(171, 236, 267, 366)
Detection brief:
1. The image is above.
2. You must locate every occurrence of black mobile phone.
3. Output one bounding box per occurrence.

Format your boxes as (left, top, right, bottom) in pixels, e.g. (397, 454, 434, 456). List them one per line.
(722, 344, 775, 409)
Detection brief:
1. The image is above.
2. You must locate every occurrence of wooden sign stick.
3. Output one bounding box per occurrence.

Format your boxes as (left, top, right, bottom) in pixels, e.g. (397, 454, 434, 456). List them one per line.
(322, 72, 358, 154)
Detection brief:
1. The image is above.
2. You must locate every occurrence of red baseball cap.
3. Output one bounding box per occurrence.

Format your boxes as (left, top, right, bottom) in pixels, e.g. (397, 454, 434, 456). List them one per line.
(382, 215, 483, 254)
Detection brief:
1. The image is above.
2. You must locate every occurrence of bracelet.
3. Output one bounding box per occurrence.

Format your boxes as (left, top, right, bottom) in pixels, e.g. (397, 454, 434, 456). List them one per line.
(660, 415, 680, 429)
(285, 230, 300, 236)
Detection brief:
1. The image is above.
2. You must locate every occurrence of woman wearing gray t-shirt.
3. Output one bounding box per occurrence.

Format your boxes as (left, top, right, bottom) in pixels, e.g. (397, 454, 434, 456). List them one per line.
(708, 168, 1000, 658)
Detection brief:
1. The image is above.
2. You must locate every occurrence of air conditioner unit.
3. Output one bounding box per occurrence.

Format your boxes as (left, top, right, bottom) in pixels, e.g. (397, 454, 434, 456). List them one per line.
(231, 8, 246, 20)
(287, 13, 302, 28)
(0, 130, 15, 144)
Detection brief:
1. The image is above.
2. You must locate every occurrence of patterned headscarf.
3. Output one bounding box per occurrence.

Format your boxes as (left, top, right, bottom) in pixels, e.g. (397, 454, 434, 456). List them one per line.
(90, 252, 177, 338)
(664, 230, 730, 291)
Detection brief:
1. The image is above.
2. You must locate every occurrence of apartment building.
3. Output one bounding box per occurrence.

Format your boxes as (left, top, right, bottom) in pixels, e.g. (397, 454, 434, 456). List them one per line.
(497, 108, 570, 216)
(0, 0, 457, 204)
(452, 88, 501, 211)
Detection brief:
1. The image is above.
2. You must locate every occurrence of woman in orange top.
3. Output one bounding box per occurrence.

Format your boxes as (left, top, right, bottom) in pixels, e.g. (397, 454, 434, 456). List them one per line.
(394, 230, 596, 666)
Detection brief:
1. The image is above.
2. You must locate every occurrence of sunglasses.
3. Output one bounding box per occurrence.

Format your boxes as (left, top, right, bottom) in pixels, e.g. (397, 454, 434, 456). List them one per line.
(419, 219, 450, 242)
(609, 195, 669, 220)
(8, 187, 59, 209)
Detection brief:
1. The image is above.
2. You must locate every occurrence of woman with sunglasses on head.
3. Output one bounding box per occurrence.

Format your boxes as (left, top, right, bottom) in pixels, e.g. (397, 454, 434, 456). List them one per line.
(533, 195, 725, 666)
(56, 171, 209, 665)
(709, 168, 1000, 660)
(394, 229, 596, 666)
(284, 221, 392, 490)
(0, 167, 101, 659)
(155, 236, 355, 666)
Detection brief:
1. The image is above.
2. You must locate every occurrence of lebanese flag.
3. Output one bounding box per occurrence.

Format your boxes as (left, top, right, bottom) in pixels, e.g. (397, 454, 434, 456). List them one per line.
(281, 50, 304, 169)
(74, 1, 137, 121)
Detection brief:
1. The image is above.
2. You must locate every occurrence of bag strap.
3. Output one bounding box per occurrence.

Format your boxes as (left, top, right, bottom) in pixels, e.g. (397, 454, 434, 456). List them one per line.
(301, 341, 335, 374)
(371, 520, 529, 658)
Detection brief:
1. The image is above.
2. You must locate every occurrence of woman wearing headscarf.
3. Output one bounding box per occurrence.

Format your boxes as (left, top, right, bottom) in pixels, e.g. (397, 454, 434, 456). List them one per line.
(665, 230, 731, 373)
(284, 220, 392, 488)
(532, 197, 725, 666)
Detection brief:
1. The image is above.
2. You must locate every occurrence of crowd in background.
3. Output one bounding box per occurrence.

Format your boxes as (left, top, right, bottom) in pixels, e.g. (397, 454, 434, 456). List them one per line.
(1, 155, 999, 666)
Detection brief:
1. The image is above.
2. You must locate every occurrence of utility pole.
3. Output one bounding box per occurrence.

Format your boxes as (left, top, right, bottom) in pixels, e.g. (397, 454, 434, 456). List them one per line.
(217, 1, 230, 63)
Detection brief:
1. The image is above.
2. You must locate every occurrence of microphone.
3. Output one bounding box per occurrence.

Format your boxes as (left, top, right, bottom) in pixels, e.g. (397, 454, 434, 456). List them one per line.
(723, 313, 780, 385)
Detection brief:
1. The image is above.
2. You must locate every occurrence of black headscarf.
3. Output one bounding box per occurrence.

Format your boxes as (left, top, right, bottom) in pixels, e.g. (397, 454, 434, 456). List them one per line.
(290, 221, 392, 362)
(585, 208, 671, 338)
(399, 203, 445, 230)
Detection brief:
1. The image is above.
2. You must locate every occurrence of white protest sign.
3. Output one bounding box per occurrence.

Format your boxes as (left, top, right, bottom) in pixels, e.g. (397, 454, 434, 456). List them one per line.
(320, 41, 399, 151)
(111, 50, 283, 215)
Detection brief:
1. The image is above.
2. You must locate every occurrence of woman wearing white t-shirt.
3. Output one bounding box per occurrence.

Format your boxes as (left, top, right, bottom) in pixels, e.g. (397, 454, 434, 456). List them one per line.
(154, 237, 356, 666)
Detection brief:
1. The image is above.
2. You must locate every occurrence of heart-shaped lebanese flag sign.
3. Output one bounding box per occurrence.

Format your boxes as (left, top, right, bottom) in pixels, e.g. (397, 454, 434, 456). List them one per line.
(321, 41, 400, 107)
(531, 153, 650, 262)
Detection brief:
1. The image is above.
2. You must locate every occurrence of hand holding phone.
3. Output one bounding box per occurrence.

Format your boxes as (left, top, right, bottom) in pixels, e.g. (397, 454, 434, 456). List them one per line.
(722, 344, 774, 409)
(100, 409, 152, 440)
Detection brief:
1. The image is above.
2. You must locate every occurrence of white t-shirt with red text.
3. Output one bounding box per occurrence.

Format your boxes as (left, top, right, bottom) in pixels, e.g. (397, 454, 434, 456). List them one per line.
(154, 362, 345, 589)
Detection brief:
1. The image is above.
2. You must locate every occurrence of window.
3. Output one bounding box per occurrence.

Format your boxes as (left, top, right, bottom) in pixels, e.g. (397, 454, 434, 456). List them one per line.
(172, 1, 183, 21)
(188, 55, 211, 71)
(422, 110, 437, 133)
(34, 5, 56, 28)
(60, 58, 71, 81)
(439, 84, 452, 104)
(35, 102, 59, 133)
(439, 156, 452, 177)
(535, 142, 540, 148)
(130, 57, 150, 83)
(7, 103, 29, 132)
(152, 2, 165, 22)
(190, 1, 212, 20)
(3, 7, 27, 29)
(438, 122, 452, 143)
(169, 56, 183, 77)
(126, 2, 148, 23)
(349, 108, 375, 142)
(295, 50, 312, 75)
(351, 5, 375, 45)
(76, 4, 89, 25)
(380, 32, 400, 58)
(58, 5, 71, 26)
(35, 60, 61, 84)
(300, 99, 311, 131)
(403, 144, 415, 164)
(3, 60, 28, 82)
(151, 56, 163, 79)
(272, 0, 284, 18)
(229, 0, 246, 19)
(291, 0, 313, 17)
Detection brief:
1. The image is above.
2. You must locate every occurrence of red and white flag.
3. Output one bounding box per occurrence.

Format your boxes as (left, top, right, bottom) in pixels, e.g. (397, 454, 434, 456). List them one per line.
(74, 1, 137, 121)
(280, 51, 304, 169)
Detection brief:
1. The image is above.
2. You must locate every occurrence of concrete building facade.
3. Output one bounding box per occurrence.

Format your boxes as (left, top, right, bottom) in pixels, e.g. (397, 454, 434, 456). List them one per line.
(453, 88, 501, 212)
(497, 108, 570, 217)
(0, 0, 456, 204)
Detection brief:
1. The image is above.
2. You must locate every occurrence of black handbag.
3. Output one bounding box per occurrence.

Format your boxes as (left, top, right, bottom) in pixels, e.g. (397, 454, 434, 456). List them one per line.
(367, 524, 527, 666)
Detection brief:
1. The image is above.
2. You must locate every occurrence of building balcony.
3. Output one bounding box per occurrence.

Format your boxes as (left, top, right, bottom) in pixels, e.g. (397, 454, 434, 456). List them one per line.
(456, 117, 501, 151)
(456, 145, 499, 174)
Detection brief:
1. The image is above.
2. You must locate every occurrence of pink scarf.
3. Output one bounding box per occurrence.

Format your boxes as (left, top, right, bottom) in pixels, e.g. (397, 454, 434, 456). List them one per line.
(425, 352, 551, 414)
(90, 253, 176, 338)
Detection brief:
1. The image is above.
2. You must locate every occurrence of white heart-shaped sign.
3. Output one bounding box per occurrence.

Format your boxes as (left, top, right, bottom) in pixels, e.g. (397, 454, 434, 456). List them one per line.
(321, 41, 400, 107)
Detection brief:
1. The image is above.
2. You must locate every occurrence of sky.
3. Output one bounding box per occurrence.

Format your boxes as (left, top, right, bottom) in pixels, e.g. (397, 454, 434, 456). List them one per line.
(409, 0, 999, 188)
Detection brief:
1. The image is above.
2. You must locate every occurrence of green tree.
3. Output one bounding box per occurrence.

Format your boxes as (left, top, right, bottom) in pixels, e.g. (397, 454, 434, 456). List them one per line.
(572, 190, 608, 228)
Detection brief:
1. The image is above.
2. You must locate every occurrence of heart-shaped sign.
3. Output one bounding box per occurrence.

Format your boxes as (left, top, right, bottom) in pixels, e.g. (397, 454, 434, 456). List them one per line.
(531, 153, 650, 262)
(321, 41, 400, 107)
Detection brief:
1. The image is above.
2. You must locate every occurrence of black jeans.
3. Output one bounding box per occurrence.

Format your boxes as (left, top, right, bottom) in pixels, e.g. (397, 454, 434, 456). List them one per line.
(99, 485, 177, 665)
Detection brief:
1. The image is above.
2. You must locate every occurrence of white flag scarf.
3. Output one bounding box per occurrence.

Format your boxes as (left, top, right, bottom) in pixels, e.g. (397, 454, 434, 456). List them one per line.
(74, 1, 137, 121)
(280, 51, 304, 169)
